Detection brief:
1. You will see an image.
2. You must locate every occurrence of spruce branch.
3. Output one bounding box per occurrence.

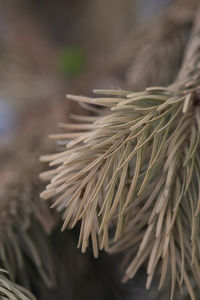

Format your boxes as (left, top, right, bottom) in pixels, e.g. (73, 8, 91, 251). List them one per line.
(124, 0, 198, 90)
(0, 104, 61, 293)
(79, 0, 198, 93)
(41, 4, 200, 300)
(0, 171, 55, 289)
(0, 269, 35, 300)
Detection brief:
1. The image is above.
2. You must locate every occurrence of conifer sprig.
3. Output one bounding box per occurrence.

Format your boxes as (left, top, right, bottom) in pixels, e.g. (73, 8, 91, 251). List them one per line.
(40, 86, 200, 298)
(0, 172, 55, 290)
(0, 269, 35, 300)
(40, 6, 200, 300)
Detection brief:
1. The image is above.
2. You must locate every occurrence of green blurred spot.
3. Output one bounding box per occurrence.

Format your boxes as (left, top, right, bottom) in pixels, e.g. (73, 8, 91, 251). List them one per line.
(59, 47, 86, 77)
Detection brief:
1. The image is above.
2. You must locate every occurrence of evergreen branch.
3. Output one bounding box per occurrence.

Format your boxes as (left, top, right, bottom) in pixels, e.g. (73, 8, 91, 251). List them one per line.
(41, 83, 200, 299)
(71, 0, 198, 98)
(0, 174, 55, 289)
(40, 4, 200, 300)
(0, 269, 35, 300)
(0, 105, 60, 292)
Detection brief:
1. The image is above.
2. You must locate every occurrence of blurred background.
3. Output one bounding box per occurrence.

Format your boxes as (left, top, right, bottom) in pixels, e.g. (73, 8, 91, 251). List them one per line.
(0, 1, 179, 300)
(0, 0, 171, 149)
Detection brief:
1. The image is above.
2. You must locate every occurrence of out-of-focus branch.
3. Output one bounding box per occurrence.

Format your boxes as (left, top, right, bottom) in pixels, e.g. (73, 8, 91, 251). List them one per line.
(71, 0, 198, 94)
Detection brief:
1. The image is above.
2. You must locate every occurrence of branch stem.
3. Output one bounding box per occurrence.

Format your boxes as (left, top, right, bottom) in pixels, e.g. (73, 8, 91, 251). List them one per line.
(175, 5, 200, 89)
